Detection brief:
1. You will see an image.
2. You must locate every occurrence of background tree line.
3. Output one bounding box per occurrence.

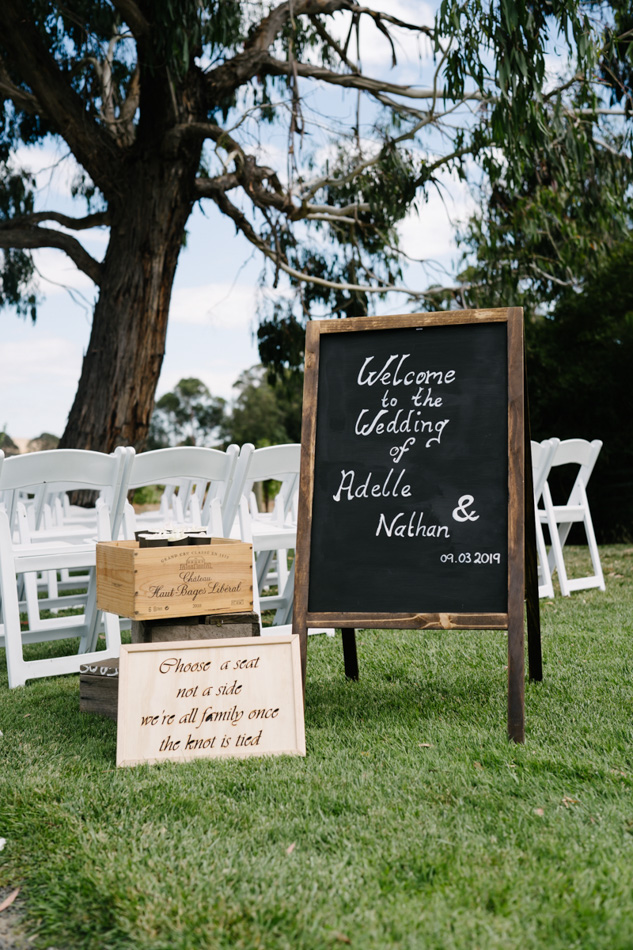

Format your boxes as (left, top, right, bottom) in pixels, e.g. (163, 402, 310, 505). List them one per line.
(148, 366, 302, 451)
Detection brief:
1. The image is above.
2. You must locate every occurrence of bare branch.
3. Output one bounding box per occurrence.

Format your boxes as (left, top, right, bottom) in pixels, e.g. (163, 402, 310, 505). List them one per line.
(208, 187, 428, 300)
(206, 0, 435, 102)
(14, 210, 110, 230)
(118, 65, 140, 136)
(0, 223, 103, 285)
(0, 58, 41, 113)
(109, 0, 150, 40)
(243, 1, 353, 54)
(0, 0, 121, 194)
(308, 15, 360, 74)
(305, 202, 370, 215)
(299, 149, 384, 201)
(306, 212, 361, 224)
(194, 173, 240, 197)
(347, 2, 433, 37)
(259, 53, 482, 103)
(168, 121, 295, 214)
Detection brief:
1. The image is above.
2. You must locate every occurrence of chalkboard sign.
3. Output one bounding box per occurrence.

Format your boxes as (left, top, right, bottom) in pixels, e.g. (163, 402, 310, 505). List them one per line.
(293, 308, 527, 741)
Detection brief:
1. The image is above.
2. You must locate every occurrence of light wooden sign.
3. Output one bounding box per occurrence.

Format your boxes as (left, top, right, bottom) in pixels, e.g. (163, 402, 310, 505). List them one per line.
(116, 635, 305, 767)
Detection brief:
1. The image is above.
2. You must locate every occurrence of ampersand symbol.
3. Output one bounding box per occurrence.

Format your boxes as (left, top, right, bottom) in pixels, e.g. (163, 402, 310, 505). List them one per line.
(452, 494, 479, 522)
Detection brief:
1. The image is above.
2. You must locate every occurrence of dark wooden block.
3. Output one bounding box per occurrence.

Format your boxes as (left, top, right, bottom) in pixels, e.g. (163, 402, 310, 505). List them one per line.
(131, 611, 261, 643)
(79, 658, 119, 720)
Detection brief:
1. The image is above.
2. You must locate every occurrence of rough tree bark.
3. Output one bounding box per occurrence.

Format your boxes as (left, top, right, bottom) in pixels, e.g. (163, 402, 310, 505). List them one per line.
(59, 147, 200, 451)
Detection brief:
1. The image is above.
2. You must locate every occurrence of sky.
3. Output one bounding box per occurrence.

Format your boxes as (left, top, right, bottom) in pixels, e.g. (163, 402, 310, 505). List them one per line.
(0, 0, 476, 441)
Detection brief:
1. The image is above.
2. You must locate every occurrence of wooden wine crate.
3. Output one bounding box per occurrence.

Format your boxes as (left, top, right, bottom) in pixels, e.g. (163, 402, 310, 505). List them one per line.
(96, 538, 253, 620)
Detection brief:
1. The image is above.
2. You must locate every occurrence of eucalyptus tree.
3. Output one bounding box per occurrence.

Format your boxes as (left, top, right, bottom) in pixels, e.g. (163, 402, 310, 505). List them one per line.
(440, 1, 633, 314)
(147, 376, 225, 448)
(0, 0, 611, 450)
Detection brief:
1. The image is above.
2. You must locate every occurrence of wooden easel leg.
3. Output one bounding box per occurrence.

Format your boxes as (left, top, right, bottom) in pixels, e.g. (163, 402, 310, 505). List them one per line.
(507, 609, 525, 743)
(292, 610, 308, 697)
(341, 627, 359, 680)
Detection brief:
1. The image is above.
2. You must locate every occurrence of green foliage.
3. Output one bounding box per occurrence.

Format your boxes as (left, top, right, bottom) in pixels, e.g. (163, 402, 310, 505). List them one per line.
(257, 309, 306, 375)
(220, 364, 302, 447)
(527, 238, 633, 542)
(0, 430, 20, 455)
(130, 483, 164, 506)
(149, 0, 244, 82)
(0, 164, 38, 321)
(148, 377, 226, 448)
(436, 0, 595, 191)
(452, 125, 632, 316)
(600, 0, 633, 111)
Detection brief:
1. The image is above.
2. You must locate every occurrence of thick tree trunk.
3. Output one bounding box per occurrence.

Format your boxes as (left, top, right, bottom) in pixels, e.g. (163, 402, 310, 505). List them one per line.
(59, 150, 199, 452)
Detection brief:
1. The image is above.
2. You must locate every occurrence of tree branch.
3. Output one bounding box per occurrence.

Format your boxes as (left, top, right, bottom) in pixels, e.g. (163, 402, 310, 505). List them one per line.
(208, 187, 427, 300)
(0, 58, 40, 113)
(109, 0, 150, 40)
(14, 210, 110, 230)
(194, 173, 240, 197)
(260, 54, 481, 102)
(308, 15, 360, 74)
(0, 0, 121, 195)
(169, 122, 295, 215)
(0, 223, 103, 285)
(206, 0, 435, 102)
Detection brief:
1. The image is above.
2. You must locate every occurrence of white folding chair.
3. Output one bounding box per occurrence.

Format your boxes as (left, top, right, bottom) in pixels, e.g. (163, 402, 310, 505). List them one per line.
(225, 444, 300, 620)
(227, 444, 333, 637)
(123, 445, 240, 538)
(539, 438, 606, 596)
(531, 438, 558, 599)
(0, 447, 133, 688)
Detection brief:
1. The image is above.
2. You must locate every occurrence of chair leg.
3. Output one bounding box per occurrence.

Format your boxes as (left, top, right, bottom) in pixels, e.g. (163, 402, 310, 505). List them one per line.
(255, 550, 275, 590)
(535, 509, 554, 599)
(0, 512, 28, 688)
(79, 568, 102, 653)
(543, 485, 571, 596)
(581, 486, 606, 591)
(274, 561, 295, 626)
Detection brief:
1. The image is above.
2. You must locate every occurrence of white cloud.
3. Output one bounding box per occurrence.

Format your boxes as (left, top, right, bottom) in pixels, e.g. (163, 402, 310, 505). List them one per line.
(30, 247, 99, 299)
(0, 337, 83, 438)
(169, 283, 258, 329)
(1, 337, 82, 385)
(399, 172, 476, 267)
(13, 143, 87, 204)
(328, 0, 435, 81)
(170, 282, 293, 330)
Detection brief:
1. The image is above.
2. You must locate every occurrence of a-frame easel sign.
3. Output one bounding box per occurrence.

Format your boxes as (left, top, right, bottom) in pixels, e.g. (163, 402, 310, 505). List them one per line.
(293, 307, 540, 743)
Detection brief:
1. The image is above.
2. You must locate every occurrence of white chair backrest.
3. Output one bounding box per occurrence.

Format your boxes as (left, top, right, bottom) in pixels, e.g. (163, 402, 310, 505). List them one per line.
(531, 438, 560, 503)
(127, 445, 239, 535)
(243, 444, 301, 483)
(226, 443, 301, 529)
(0, 446, 133, 539)
(546, 438, 603, 505)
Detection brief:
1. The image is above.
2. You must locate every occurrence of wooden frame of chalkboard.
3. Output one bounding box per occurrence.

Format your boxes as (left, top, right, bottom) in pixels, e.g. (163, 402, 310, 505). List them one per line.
(293, 307, 528, 742)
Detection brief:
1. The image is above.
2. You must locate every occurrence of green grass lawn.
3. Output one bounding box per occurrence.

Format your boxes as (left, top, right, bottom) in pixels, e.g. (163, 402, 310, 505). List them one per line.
(1, 545, 632, 950)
